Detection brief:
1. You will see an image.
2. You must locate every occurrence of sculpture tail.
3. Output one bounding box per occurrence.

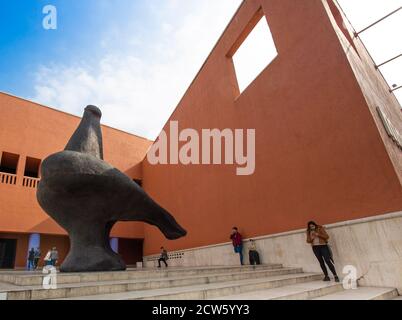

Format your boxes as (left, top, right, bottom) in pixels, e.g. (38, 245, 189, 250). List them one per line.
(120, 189, 187, 240)
(142, 198, 187, 240)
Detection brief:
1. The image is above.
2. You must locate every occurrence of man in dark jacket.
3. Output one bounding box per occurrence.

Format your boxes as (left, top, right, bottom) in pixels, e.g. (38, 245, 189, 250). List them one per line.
(34, 247, 41, 270)
(27, 248, 35, 271)
(230, 227, 244, 265)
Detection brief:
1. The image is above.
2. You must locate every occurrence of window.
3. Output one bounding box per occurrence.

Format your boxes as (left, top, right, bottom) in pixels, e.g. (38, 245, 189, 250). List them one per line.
(231, 12, 278, 94)
(24, 157, 41, 178)
(0, 152, 20, 175)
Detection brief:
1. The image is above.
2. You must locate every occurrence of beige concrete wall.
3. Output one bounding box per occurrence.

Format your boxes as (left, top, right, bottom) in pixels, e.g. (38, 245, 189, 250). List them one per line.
(144, 211, 402, 293)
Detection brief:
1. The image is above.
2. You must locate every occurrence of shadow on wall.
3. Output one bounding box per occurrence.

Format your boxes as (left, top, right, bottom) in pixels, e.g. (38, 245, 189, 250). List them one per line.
(125, 163, 143, 181)
(29, 218, 67, 235)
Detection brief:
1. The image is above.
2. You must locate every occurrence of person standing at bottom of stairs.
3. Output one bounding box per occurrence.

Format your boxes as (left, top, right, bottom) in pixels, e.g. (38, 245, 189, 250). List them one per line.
(307, 221, 340, 283)
(230, 227, 244, 265)
(27, 248, 35, 271)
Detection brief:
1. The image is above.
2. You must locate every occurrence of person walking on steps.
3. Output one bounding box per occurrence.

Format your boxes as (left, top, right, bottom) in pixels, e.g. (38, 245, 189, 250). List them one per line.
(306, 221, 340, 282)
(158, 247, 169, 268)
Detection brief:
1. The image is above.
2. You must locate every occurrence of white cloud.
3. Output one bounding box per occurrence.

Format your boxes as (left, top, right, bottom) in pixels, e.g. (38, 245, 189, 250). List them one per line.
(31, 0, 401, 141)
(30, 0, 242, 140)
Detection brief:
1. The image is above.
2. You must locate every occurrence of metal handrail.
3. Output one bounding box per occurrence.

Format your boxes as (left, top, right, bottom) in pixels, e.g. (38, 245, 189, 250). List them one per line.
(376, 53, 402, 69)
(355, 6, 402, 36)
(334, 1, 402, 99)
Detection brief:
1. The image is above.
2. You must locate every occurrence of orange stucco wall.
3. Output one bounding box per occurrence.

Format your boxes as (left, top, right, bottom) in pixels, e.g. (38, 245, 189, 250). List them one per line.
(142, 0, 402, 255)
(38, 234, 70, 268)
(0, 92, 152, 239)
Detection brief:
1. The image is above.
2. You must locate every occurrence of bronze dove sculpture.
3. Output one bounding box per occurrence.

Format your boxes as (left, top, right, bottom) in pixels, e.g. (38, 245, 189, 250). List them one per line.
(37, 105, 186, 272)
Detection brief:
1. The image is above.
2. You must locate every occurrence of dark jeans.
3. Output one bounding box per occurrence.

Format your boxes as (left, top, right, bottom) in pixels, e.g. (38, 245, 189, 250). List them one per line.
(158, 258, 168, 267)
(249, 250, 260, 265)
(27, 259, 35, 271)
(312, 245, 337, 277)
(34, 258, 40, 269)
(234, 245, 244, 265)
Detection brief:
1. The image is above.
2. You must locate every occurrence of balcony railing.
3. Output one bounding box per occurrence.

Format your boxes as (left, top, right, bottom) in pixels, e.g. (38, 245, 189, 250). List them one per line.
(0, 172, 17, 185)
(22, 177, 40, 189)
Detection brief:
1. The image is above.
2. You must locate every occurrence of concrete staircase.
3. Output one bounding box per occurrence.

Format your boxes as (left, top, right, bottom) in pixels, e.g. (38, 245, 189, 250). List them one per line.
(0, 264, 399, 300)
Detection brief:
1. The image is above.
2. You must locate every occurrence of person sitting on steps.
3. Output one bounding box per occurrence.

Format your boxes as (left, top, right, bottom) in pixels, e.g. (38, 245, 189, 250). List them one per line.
(248, 239, 261, 265)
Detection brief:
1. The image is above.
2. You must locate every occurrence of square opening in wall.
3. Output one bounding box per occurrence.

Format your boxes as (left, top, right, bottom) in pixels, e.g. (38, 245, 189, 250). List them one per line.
(0, 152, 20, 175)
(24, 157, 41, 178)
(232, 14, 278, 94)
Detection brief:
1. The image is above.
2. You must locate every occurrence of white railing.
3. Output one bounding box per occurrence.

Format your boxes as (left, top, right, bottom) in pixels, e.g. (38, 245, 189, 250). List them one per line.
(146, 252, 185, 262)
(22, 177, 40, 188)
(0, 172, 17, 185)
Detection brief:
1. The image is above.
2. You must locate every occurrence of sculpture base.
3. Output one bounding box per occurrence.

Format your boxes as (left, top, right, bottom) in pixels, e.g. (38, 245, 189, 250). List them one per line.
(60, 246, 126, 273)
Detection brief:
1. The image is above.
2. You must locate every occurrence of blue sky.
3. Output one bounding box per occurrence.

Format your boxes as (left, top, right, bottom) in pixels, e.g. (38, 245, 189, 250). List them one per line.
(0, 0, 159, 97)
(0, 1, 401, 139)
(0, 0, 243, 138)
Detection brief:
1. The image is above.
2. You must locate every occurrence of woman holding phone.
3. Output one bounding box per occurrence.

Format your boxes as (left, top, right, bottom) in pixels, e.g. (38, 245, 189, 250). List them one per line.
(306, 221, 339, 282)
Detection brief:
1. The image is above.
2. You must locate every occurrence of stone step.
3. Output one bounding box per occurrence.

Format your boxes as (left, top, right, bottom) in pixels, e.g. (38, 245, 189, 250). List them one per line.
(313, 287, 399, 300)
(209, 281, 344, 300)
(55, 273, 323, 300)
(2, 267, 301, 300)
(0, 264, 282, 286)
(392, 296, 402, 300)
